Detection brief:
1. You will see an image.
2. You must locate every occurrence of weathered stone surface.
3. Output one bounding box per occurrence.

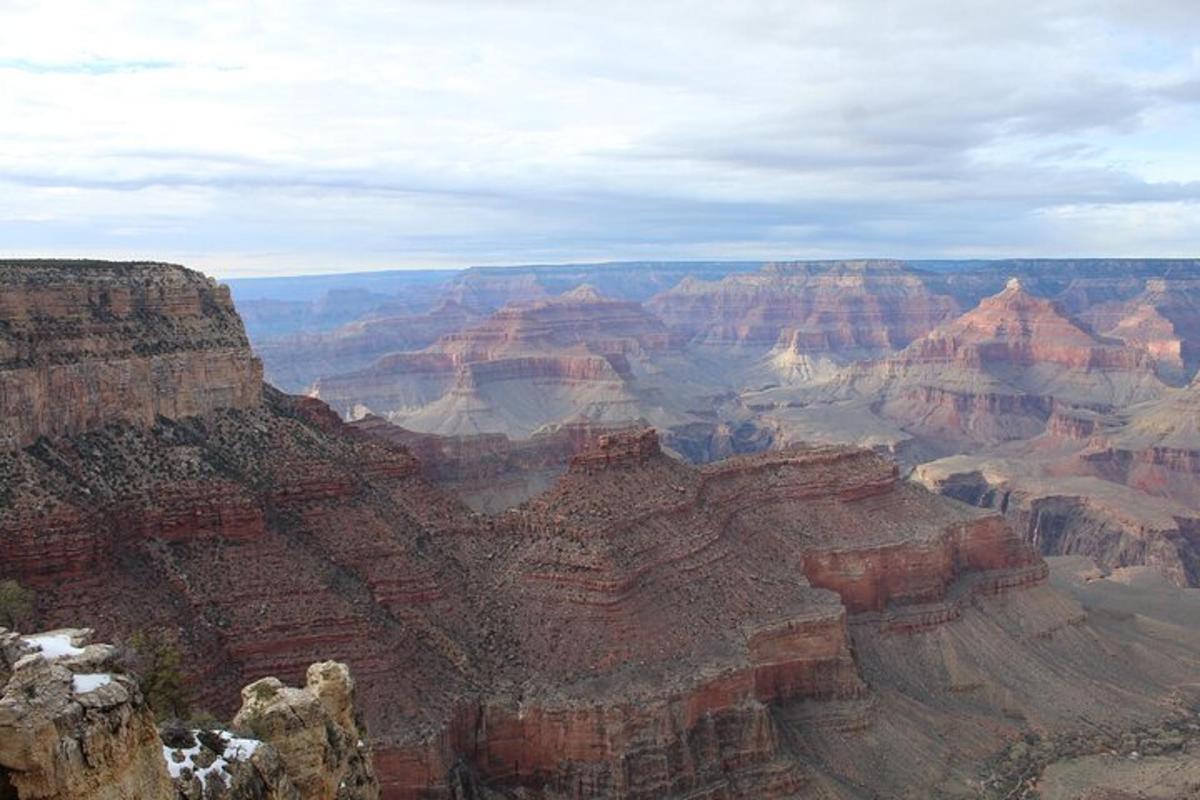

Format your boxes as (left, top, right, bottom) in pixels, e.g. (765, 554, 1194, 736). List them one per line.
(232, 662, 377, 800)
(348, 415, 644, 512)
(0, 260, 262, 450)
(254, 301, 481, 394)
(310, 288, 697, 441)
(9, 259, 1200, 800)
(0, 627, 173, 800)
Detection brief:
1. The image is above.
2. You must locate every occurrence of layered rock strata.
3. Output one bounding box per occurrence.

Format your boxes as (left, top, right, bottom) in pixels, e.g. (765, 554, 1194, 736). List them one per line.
(0, 260, 262, 450)
(310, 288, 694, 440)
(647, 260, 960, 351)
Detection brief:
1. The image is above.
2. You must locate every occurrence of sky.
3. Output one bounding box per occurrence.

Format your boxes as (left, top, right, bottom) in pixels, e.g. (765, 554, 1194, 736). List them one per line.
(2, 1, 1200, 277)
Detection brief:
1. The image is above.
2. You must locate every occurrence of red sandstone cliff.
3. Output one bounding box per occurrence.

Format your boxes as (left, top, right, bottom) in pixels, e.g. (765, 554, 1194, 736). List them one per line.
(797, 279, 1167, 451)
(0, 260, 262, 450)
(309, 288, 703, 441)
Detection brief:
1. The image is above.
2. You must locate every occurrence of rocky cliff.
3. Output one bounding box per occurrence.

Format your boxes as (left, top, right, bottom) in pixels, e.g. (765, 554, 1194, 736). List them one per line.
(309, 288, 706, 443)
(348, 415, 645, 512)
(765, 279, 1166, 453)
(914, 374, 1200, 586)
(254, 301, 481, 394)
(0, 627, 378, 800)
(647, 260, 960, 352)
(0, 628, 172, 800)
(0, 260, 262, 450)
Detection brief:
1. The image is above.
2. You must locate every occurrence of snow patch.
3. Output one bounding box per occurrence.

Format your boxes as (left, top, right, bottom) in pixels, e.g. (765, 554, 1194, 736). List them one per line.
(162, 730, 261, 789)
(72, 673, 112, 693)
(22, 633, 84, 660)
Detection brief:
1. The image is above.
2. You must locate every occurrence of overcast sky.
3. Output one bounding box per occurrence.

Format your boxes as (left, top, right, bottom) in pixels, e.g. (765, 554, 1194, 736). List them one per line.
(2, 1, 1200, 277)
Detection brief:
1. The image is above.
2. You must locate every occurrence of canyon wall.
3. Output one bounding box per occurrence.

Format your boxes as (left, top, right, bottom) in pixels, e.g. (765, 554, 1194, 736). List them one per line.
(0, 260, 262, 450)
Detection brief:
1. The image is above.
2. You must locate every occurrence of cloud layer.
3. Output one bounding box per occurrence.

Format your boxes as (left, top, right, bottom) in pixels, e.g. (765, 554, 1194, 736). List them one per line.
(2, 0, 1199, 276)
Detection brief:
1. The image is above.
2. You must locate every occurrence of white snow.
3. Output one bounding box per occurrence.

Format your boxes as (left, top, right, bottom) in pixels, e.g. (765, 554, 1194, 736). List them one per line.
(72, 673, 113, 693)
(162, 730, 261, 788)
(22, 633, 84, 660)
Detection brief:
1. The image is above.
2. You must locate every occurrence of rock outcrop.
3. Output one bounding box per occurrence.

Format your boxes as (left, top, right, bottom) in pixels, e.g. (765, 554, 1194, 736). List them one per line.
(0, 628, 172, 800)
(254, 302, 481, 394)
(230, 662, 377, 800)
(773, 279, 1167, 453)
(348, 415, 645, 512)
(914, 375, 1200, 586)
(0, 260, 262, 450)
(310, 289, 701, 441)
(0, 625, 380, 800)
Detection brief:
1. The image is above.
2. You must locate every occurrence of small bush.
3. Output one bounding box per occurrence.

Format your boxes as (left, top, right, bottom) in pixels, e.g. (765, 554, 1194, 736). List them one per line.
(124, 629, 191, 721)
(0, 580, 34, 629)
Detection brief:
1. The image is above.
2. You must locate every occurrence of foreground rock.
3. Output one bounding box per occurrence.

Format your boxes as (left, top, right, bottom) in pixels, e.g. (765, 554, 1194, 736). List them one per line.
(0, 628, 171, 800)
(231, 662, 377, 800)
(0, 626, 379, 800)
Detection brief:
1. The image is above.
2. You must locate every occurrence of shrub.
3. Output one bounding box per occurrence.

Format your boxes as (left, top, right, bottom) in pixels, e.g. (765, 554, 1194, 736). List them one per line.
(125, 629, 191, 721)
(0, 580, 34, 629)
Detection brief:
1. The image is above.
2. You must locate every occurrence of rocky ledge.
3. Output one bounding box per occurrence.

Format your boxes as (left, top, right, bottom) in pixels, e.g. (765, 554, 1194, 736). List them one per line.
(0, 626, 378, 800)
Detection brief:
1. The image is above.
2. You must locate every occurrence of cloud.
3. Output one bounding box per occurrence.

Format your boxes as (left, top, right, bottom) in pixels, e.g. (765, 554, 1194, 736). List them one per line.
(0, 0, 1198, 276)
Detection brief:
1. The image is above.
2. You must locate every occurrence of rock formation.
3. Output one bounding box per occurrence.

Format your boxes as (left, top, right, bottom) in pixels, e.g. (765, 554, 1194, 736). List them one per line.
(0, 627, 172, 800)
(254, 302, 481, 393)
(0, 625, 379, 800)
(0, 260, 262, 450)
(1079, 277, 1200, 383)
(647, 260, 960, 352)
(764, 279, 1167, 455)
(309, 288, 707, 442)
(915, 376, 1200, 585)
(228, 661, 377, 800)
(348, 415, 646, 512)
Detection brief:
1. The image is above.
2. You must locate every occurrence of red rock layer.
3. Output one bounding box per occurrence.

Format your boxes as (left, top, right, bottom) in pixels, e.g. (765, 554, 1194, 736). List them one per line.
(809, 279, 1167, 450)
(435, 286, 679, 361)
(2, 410, 1045, 799)
(647, 260, 959, 350)
(254, 300, 482, 392)
(0, 260, 262, 449)
(348, 415, 644, 511)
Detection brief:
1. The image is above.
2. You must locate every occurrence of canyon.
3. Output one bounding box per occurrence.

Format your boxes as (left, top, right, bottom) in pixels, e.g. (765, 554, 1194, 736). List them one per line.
(3, 260, 1200, 800)
(248, 258, 1200, 585)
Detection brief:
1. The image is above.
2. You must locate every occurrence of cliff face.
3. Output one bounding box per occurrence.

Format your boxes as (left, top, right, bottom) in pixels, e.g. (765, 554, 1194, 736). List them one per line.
(310, 288, 700, 442)
(0, 261, 262, 450)
(913, 375, 1200, 586)
(348, 415, 645, 512)
(779, 279, 1167, 452)
(254, 301, 481, 394)
(647, 260, 959, 351)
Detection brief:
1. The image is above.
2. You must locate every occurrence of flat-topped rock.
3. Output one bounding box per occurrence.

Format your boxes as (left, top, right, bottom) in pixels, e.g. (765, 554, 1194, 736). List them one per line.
(0, 260, 262, 449)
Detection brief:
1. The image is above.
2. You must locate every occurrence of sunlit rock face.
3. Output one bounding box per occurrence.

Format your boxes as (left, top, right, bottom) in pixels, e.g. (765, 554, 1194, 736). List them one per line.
(0, 260, 262, 450)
